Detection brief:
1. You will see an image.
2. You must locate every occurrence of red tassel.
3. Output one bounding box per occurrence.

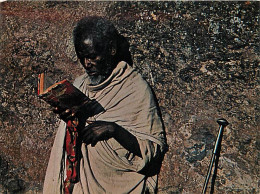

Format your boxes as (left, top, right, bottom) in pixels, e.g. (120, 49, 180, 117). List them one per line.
(64, 118, 80, 194)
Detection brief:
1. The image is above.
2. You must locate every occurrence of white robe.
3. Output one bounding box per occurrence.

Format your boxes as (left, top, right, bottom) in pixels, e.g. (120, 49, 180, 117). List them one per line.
(43, 61, 167, 194)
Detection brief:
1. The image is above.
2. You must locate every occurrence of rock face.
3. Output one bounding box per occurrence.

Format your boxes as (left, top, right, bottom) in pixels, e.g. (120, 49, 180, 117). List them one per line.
(0, 1, 259, 193)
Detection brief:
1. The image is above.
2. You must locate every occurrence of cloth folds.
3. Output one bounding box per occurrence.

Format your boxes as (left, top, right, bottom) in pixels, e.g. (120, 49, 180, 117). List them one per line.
(43, 61, 167, 194)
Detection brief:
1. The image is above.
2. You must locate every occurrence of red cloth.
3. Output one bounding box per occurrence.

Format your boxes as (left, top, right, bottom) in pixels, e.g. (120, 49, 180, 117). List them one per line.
(64, 119, 80, 194)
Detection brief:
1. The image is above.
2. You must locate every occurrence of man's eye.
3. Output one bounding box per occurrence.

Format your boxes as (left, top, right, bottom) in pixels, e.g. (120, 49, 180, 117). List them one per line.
(87, 54, 97, 59)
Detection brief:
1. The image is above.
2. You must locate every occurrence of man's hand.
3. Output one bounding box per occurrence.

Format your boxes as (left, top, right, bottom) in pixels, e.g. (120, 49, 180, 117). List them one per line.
(52, 99, 104, 123)
(53, 106, 75, 122)
(52, 100, 92, 122)
(81, 121, 142, 157)
(80, 121, 117, 146)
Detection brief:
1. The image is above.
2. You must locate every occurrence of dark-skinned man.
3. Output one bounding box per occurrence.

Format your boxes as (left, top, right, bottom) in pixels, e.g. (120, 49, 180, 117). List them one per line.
(43, 16, 167, 194)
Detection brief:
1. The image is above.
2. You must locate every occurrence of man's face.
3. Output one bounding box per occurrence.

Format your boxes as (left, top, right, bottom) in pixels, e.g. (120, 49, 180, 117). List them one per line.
(82, 53, 103, 76)
(77, 38, 114, 85)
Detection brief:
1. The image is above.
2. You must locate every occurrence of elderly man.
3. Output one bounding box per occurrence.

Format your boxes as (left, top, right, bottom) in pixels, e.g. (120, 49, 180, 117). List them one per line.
(43, 16, 167, 194)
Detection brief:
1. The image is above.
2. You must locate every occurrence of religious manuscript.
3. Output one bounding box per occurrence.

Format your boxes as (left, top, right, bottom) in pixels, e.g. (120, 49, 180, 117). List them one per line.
(37, 73, 91, 113)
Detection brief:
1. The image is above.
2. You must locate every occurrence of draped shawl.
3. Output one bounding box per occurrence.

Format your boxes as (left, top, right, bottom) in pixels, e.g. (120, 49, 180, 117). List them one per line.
(43, 62, 167, 194)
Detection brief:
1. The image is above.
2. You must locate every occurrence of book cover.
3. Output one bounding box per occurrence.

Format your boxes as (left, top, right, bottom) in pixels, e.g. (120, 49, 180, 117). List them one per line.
(38, 73, 91, 113)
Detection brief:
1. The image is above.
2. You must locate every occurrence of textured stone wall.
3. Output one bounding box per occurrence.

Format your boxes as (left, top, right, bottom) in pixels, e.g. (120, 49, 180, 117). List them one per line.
(0, 1, 259, 193)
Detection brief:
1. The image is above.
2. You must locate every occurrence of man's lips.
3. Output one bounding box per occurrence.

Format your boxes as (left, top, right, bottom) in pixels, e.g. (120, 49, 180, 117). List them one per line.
(87, 71, 98, 76)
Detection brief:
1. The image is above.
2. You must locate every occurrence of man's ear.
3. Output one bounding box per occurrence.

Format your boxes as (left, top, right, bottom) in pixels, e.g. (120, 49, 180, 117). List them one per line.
(111, 47, 116, 56)
(110, 41, 117, 56)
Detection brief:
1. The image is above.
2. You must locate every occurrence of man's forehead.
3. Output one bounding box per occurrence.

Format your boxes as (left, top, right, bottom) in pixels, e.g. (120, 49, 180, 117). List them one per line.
(81, 38, 97, 54)
(81, 37, 104, 55)
(83, 38, 93, 47)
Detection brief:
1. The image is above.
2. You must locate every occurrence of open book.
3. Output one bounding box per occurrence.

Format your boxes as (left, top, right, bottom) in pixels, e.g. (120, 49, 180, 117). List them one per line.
(38, 73, 91, 113)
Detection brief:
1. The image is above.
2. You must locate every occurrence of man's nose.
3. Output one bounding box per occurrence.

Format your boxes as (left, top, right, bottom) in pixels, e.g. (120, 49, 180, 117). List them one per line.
(86, 63, 92, 68)
(84, 58, 93, 67)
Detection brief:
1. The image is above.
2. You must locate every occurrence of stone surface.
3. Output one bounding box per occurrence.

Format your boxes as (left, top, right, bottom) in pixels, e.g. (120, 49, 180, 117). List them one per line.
(0, 1, 259, 193)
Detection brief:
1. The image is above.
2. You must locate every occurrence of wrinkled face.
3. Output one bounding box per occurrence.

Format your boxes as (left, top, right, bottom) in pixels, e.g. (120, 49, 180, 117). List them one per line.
(77, 38, 114, 85)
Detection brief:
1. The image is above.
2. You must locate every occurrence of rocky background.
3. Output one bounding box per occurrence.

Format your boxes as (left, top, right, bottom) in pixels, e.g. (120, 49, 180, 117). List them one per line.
(0, 1, 259, 193)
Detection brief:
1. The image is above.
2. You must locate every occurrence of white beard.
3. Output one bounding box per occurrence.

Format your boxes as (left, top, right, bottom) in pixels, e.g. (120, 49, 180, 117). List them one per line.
(88, 74, 106, 86)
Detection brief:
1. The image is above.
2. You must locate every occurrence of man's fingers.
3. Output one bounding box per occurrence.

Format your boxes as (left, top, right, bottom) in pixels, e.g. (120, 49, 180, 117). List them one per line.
(52, 107, 75, 122)
(53, 107, 58, 113)
(53, 107, 61, 114)
(91, 137, 98, 147)
(86, 131, 106, 147)
(80, 121, 116, 146)
(82, 125, 101, 139)
(83, 132, 94, 145)
(82, 122, 101, 133)
(82, 127, 93, 138)
(82, 124, 110, 146)
(59, 109, 75, 121)
(60, 109, 70, 117)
